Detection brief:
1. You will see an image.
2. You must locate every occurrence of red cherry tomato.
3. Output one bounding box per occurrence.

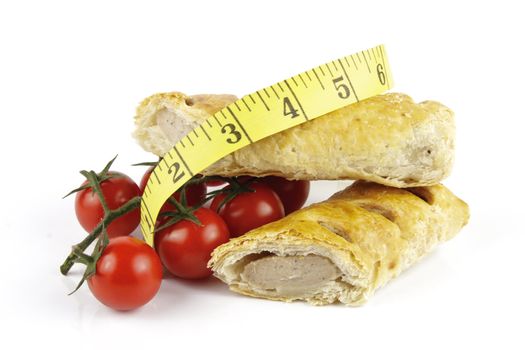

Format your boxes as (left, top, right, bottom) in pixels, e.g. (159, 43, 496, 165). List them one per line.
(87, 237, 163, 311)
(210, 182, 284, 237)
(154, 208, 230, 279)
(139, 167, 206, 209)
(75, 171, 140, 238)
(260, 176, 310, 214)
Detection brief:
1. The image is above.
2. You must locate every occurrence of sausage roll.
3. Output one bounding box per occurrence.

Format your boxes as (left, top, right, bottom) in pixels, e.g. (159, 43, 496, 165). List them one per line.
(208, 181, 469, 306)
(133, 92, 455, 187)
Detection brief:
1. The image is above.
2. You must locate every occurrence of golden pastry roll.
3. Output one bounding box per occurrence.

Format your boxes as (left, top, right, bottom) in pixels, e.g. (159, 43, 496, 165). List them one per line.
(208, 181, 469, 306)
(133, 92, 455, 188)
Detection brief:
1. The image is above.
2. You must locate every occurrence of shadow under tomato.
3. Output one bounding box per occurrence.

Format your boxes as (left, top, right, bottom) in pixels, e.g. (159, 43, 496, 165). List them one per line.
(162, 271, 231, 296)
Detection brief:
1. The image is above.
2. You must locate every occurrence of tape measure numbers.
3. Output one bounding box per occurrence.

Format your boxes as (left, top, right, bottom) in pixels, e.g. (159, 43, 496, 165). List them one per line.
(140, 44, 393, 246)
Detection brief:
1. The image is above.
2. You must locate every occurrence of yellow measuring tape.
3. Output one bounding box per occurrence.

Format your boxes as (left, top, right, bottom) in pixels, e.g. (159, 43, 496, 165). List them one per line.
(140, 44, 393, 246)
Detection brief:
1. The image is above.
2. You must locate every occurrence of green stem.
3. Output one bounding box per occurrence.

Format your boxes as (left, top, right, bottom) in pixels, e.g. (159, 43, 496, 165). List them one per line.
(59, 196, 141, 275)
(170, 197, 189, 213)
(81, 170, 111, 214)
(72, 247, 94, 265)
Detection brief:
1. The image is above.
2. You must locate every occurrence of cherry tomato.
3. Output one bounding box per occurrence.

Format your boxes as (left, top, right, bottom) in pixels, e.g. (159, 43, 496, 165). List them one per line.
(87, 237, 163, 311)
(75, 171, 140, 238)
(210, 182, 284, 237)
(203, 175, 228, 187)
(139, 167, 206, 208)
(260, 176, 310, 214)
(154, 208, 230, 279)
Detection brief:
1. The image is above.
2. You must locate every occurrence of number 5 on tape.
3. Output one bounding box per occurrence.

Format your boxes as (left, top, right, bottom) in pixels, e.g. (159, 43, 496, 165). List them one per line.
(140, 44, 393, 246)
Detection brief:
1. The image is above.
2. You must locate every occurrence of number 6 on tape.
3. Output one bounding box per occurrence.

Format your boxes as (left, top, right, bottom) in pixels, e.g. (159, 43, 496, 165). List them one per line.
(140, 44, 394, 246)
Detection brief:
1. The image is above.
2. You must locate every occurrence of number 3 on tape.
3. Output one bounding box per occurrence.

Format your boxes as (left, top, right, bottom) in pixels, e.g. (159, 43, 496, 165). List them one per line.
(140, 44, 393, 246)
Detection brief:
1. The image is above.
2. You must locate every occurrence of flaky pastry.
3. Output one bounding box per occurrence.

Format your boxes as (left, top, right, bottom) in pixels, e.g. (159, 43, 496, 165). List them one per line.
(209, 181, 469, 306)
(134, 92, 455, 187)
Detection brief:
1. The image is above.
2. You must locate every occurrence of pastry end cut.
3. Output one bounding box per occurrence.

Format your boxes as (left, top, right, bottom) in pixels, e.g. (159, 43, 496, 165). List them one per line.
(213, 247, 365, 306)
(133, 92, 237, 157)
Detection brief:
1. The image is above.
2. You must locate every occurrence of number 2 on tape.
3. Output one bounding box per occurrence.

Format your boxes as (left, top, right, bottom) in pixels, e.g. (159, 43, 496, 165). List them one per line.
(140, 44, 393, 246)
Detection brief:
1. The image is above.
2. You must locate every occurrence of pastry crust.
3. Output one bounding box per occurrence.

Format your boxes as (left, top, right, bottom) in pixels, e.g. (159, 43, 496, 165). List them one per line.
(133, 92, 455, 187)
(209, 181, 469, 306)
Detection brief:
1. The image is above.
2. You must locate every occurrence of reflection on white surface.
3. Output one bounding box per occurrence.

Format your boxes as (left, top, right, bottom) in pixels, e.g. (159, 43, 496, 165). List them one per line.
(305, 180, 352, 205)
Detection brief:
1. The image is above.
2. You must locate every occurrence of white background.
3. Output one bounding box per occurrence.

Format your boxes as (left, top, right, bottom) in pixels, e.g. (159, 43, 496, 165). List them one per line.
(1, 1, 523, 349)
